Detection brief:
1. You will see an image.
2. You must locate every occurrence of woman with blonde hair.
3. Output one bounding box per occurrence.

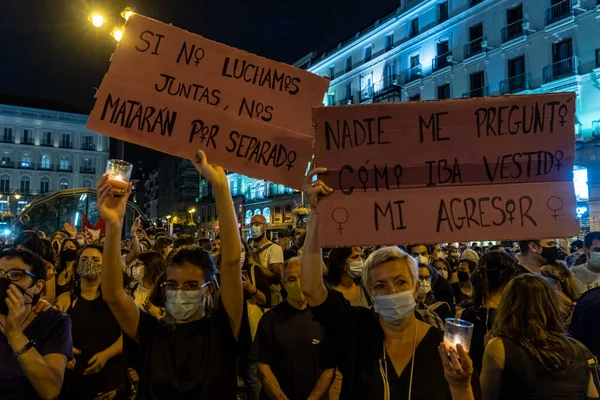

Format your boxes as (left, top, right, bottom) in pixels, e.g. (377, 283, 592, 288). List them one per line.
(481, 274, 598, 400)
(541, 263, 579, 324)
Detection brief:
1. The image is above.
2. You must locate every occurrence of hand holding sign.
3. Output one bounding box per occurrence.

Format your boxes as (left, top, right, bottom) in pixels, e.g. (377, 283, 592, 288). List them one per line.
(302, 168, 332, 209)
(191, 150, 228, 190)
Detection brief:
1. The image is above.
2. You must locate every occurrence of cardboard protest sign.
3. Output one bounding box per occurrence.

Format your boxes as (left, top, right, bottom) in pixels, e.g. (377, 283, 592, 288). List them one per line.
(313, 93, 579, 246)
(87, 14, 329, 189)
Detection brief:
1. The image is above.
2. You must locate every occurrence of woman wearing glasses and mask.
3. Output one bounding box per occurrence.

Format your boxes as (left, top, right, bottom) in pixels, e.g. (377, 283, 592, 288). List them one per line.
(300, 169, 479, 400)
(98, 151, 243, 399)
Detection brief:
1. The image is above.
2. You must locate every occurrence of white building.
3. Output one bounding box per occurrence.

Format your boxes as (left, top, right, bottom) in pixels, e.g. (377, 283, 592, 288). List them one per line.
(0, 95, 109, 216)
(298, 0, 600, 232)
(143, 169, 159, 222)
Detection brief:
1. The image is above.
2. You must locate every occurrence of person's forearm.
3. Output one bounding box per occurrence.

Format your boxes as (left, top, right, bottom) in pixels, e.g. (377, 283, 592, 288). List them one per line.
(214, 183, 240, 269)
(253, 290, 267, 306)
(260, 265, 277, 279)
(309, 369, 335, 400)
(103, 335, 123, 360)
(300, 214, 327, 305)
(259, 364, 288, 400)
(103, 223, 126, 303)
(450, 386, 474, 400)
(125, 237, 141, 264)
(7, 331, 63, 399)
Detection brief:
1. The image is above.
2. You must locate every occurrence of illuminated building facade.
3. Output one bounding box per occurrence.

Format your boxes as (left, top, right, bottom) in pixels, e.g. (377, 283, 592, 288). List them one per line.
(297, 0, 600, 234)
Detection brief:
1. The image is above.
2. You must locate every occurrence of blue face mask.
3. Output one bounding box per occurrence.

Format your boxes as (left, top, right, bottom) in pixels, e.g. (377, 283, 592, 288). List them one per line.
(373, 289, 416, 324)
(590, 251, 600, 268)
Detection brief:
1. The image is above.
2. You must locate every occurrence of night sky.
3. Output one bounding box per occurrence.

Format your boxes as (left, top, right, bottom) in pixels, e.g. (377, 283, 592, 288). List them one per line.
(2, 0, 398, 169)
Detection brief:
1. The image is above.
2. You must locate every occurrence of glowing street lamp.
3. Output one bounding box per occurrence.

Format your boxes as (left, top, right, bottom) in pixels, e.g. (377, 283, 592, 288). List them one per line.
(88, 12, 106, 28)
(110, 27, 123, 42)
(121, 7, 135, 21)
(13, 193, 21, 200)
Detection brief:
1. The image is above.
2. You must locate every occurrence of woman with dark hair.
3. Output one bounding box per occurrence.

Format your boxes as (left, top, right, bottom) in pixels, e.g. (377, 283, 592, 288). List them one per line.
(459, 251, 519, 373)
(433, 258, 451, 280)
(129, 251, 165, 310)
(98, 150, 243, 398)
(325, 247, 370, 308)
(541, 263, 580, 324)
(451, 258, 477, 308)
(55, 239, 80, 297)
(481, 274, 598, 399)
(55, 244, 125, 399)
(152, 237, 173, 260)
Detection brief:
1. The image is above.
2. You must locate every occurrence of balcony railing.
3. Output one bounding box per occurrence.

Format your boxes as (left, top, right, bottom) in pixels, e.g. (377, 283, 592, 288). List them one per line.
(18, 162, 34, 170)
(339, 96, 354, 105)
(359, 85, 374, 102)
(0, 161, 15, 168)
(38, 164, 54, 171)
(404, 64, 422, 84)
(80, 166, 96, 174)
(545, 0, 573, 25)
(41, 139, 53, 147)
(543, 56, 579, 83)
(405, 0, 425, 10)
(373, 74, 401, 97)
(500, 73, 530, 94)
(462, 86, 489, 98)
(1, 136, 14, 143)
(81, 142, 96, 151)
(59, 141, 72, 148)
(501, 19, 524, 43)
(464, 36, 485, 59)
(433, 52, 451, 72)
(57, 165, 73, 172)
(19, 189, 31, 195)
(22, 137, 34, 145)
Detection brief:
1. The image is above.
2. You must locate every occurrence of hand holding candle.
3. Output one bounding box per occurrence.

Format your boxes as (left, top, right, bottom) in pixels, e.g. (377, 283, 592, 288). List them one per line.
(443, 318, 474, 353)
(105, 160, 133, 196)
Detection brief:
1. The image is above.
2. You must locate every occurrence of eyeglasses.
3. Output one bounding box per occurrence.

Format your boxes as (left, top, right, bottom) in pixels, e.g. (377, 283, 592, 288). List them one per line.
(0, 269, 36, 282)
(160, 280, 210, 292)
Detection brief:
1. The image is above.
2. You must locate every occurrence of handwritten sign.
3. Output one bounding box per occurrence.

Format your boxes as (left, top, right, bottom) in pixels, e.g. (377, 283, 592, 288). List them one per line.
(313, 93, 579, 246)
(87, 15, 329, 189)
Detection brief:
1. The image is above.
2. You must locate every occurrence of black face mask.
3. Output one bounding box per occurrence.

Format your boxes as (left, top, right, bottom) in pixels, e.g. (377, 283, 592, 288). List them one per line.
(61, 249, 78, 262)
(541, 246, 559, 265)
(457, 271, 470, 283)
(0, 278, 33, 316)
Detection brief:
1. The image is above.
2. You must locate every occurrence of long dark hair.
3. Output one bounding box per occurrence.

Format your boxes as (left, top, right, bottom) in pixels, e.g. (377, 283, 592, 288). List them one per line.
(70, 243, 104, 303)
(152, 237, 173, 259)
(493, 274, 577, 371)
(325, 247, 353, 287)
(137, 251, 166, 287)
(57, 238, 80, 275)
(468, 251, 519, 312)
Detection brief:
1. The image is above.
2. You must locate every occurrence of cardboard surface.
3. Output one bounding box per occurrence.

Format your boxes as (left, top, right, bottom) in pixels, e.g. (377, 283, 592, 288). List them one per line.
(313, 94, 579, 246)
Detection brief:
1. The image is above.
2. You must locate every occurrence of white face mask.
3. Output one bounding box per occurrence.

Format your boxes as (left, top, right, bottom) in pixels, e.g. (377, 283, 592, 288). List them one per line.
(438, 269, 448, 280)
(419, 280, 432, 297)
(165, 288, 207, 321)
(417, 255, 429, 265)
(347, 261, 364, 278)
(131, 265, 144, 282)
(436, 251, 445, 259)
(373, 289, 416, 324)
(240, 252, 246, 266)
(251, 225, 264, 239)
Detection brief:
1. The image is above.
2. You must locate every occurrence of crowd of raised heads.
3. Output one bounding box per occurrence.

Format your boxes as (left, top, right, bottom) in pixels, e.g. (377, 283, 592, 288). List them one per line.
(1, 153, 599, 400)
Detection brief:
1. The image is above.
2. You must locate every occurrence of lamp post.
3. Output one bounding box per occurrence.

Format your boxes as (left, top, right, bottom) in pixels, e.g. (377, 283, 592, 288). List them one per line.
(188, 208, 196, 236)
(166, 215, 172, 236)
(88, 7, 134, 42)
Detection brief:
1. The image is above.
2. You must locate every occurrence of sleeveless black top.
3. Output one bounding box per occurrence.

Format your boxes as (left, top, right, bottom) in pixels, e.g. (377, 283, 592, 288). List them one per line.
(61, 294, 125, 399)
(498, 337, 589, 400)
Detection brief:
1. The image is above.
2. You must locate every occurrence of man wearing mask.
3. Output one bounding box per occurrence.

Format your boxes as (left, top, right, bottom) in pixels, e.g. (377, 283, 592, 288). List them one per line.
(278, 231, 296, 261)
(251, 258, 335, 400)
(0, 248, 73, 399)
(251, 214, 284, 306)
(517, 239, 559, 274)
(409, 244, 431, 265)
(571, 232, 600, 296)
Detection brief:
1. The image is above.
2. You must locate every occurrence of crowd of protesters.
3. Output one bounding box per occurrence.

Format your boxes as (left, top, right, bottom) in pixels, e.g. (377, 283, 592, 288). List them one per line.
(0, 154, 599, 399)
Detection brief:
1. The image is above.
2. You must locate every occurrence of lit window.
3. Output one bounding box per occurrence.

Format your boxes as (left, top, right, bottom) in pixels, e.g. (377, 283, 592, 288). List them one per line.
(262, 207, 271, 224)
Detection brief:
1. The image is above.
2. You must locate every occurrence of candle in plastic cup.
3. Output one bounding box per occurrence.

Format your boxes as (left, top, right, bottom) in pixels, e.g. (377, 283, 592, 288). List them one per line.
(105, 160, 132, 195)
(443, 318, 474, 353)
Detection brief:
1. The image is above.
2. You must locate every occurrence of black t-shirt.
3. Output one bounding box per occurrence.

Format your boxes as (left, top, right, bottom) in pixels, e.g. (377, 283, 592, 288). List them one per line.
(134, 304, 238, 400)
(460, 306, 496, 373)
(311, 289, 481, 400)
(250, 301, 334, 400)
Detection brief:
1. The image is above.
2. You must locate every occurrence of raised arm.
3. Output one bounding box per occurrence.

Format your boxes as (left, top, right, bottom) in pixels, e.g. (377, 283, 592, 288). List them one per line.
(125, 217, 143, 265)
(300, 168, 332, 307)
(96, 175, 140, 341)
(191, 151, 242, 339)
